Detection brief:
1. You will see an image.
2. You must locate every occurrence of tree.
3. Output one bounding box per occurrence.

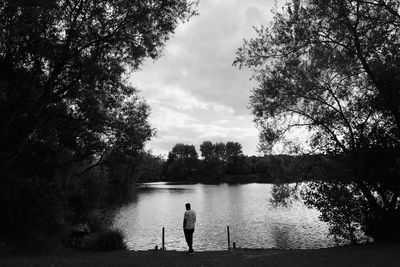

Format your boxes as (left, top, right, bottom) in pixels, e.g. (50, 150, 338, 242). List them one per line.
(214, 142, 227, 161)
(200, 141, 214, 161)
(235, 0, 400, 242)
(198, 141, 226, 180)
(168, 143, 198, 161)
(0, 0, 197, 158)
(133, 151, 165, 182)
(0, 0, 197, 243)
(225, 142, 248, 174)
(301, 181, 367, 244)
(225, 141, 243, 158)
(166, 144, 199, 180)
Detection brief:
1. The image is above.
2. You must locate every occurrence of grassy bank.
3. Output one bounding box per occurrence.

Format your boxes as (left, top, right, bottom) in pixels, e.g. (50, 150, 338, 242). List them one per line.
(1, 243, 400, 267)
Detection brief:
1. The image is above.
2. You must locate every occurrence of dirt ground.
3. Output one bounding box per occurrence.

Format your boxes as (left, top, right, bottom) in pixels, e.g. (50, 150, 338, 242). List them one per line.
(1, 243, 400, 267)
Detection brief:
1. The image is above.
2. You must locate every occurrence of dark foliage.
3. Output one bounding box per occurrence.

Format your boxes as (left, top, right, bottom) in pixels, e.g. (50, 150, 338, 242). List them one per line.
(165, 144, 199, 180)
(234, 0, 400, 243)
(86, 228, 126, 251)
(0, 0, 197, 247)
(302, 182, 367, 244)
(162, 141, 351, 184)
(133, 151, 165, 182)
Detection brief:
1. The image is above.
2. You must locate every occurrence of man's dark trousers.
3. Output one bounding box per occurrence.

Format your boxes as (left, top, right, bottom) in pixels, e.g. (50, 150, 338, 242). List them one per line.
(184, 228, 194, 252)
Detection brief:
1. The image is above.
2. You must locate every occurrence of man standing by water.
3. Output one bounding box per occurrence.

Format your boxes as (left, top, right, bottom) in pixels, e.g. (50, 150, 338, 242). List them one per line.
(183, 203, 196, 253)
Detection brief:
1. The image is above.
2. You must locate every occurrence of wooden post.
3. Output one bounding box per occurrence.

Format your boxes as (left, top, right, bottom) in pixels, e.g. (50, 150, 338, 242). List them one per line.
(233, 242, 236, 249)
(227, 226, 231, 250)
(162, 227, 165, 250)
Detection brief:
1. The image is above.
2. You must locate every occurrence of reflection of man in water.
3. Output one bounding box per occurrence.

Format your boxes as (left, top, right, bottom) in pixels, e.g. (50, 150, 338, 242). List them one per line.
(183, 203, 196, 253)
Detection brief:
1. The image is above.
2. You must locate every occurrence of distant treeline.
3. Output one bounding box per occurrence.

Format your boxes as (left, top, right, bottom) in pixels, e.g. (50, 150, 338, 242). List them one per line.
(135, 141, 352, 184)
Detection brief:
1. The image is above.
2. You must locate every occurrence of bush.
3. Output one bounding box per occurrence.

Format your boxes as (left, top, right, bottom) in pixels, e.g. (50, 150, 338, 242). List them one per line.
(87, 229, 126, 251)
(301, 181, 367, 244)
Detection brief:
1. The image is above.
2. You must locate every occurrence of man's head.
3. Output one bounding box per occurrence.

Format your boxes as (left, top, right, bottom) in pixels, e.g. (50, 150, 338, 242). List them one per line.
(185, 203, 191, 210)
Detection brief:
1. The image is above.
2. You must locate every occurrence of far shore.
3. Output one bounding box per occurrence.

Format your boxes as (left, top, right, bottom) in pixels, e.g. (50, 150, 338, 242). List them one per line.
(1, 243, 400, 267)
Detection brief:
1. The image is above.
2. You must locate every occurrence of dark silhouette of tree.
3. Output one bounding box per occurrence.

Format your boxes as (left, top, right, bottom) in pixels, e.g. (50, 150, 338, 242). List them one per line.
(214, 142, 227, 161)
(200, 141, 214, 161)
(198, 141, 225, 180)
(225, 142, 249, 175)
(226, 141, 243, 158)
(166, 144, 199, 180)
(133, 151, 165, 182)
(235, 0, 400, 242)
(0, 0, 197, 244)
(168, 143, 198, 161)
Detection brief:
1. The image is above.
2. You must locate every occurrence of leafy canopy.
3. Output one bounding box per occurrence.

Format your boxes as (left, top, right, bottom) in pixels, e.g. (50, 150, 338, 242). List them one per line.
(0, 0, 197, 162)
(234, 0, 400, 154)
(235, 0, 400, 243)
(0, 0, 197, 240)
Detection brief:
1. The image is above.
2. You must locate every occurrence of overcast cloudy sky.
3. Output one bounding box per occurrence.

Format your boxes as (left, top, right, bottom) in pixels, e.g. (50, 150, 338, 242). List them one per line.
(129, 0, 277, 157)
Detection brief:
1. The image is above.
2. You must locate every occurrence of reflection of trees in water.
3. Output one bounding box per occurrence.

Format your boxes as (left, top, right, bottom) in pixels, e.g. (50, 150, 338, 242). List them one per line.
(125, 187, 194, 204)
(136, 187, 193, 194)
(271, 224, 294, 249)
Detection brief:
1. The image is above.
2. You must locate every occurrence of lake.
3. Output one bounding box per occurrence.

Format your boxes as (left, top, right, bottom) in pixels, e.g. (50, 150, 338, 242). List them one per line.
(114, 182, 335, 251)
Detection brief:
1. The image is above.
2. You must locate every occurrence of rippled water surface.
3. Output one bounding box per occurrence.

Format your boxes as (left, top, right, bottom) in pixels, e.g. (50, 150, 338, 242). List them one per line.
(114, 183, 335, 251)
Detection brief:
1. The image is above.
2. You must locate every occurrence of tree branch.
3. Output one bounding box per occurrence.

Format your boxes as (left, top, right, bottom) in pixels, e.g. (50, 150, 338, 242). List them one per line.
(77, 147, 111, 176)
(285, 108, 348, 153)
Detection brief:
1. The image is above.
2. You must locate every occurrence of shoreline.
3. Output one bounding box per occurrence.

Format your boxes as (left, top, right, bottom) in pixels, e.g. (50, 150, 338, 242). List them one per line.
(1, 243, 400, 266)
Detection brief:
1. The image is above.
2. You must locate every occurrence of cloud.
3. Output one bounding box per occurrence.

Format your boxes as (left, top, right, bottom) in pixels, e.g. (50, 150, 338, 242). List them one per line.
(146, 112, 260, 157)
(147, 85, 208, 111)
(132, 0, 277, 156)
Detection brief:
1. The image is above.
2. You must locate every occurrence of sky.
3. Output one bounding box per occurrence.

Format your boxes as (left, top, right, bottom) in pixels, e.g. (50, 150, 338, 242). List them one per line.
(129, 0, 278, 157)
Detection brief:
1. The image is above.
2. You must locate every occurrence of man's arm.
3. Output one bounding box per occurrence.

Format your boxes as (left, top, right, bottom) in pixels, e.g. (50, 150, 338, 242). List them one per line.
(183, 218, 187, 229)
